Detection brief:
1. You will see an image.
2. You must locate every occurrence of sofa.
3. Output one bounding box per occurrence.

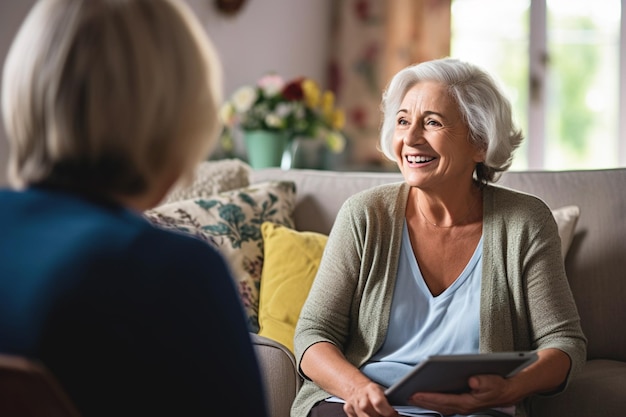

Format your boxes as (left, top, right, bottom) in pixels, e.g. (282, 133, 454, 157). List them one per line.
(246, 167, 626, 417)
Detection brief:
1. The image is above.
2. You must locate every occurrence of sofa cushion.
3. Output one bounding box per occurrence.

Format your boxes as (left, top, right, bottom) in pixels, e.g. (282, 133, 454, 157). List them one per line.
(145, 181, 296, 332)
(258, 222, 328, 353)
(161, 159, 251, 205)
(552, 205, 580, 259)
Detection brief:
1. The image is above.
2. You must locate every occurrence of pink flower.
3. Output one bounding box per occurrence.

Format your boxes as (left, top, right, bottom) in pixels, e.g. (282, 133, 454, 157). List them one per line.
(257, 74, 284, 97)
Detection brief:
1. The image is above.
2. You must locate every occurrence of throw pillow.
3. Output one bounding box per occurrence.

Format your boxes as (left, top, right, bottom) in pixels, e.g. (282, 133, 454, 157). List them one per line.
(145, 181, 296, 333)
(551, 205, 580, 259)
(258, 222, 328, 353)
(161, 158, 251, 205)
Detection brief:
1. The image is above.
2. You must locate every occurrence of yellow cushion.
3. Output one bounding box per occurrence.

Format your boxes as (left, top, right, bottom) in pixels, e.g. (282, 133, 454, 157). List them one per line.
(258, 222, 328, 353)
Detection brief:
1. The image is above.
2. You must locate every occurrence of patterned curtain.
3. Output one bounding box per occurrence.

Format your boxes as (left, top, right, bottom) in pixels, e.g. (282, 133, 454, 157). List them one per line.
(327, 0, 451, 170)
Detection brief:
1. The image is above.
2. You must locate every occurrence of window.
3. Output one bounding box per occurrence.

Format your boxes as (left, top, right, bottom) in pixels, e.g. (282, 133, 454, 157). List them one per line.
(451, 0, 624, 170)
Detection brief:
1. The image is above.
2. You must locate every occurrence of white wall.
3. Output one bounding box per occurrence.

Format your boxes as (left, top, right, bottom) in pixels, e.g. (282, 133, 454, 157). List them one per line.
(0, 0, 333, 186)
(187, 0, 333, 97)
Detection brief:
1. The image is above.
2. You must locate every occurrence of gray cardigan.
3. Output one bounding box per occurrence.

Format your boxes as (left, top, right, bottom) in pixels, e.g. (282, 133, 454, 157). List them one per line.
(292, 182, 587, 417)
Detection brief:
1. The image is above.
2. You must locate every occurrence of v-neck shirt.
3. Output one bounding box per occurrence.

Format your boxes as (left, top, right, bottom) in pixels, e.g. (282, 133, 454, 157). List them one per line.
(360, 220, 483, 388)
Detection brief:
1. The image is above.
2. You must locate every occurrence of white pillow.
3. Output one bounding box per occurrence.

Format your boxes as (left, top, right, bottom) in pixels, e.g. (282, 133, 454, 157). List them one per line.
(551, 205, 580, 259)
(161, 159, 251, 204)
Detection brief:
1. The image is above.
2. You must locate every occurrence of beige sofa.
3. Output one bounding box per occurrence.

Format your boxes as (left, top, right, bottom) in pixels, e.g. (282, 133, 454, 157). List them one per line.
(249, 167, 626, 417)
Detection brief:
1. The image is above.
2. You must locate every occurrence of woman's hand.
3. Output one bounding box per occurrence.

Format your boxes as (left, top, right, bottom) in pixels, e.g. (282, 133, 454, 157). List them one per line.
(341, 379, 399, 417)
(407, 374, 514, 415)
(407, 348, 571, 415)
(300, 342, 399, 417)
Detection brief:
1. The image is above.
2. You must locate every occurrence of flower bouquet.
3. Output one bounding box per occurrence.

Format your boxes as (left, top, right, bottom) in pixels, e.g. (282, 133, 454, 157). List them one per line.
(219, 74, 346, 168)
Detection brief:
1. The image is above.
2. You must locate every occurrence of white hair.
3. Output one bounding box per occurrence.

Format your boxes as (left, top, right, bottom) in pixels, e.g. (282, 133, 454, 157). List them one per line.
(379, 58, 523, 183)
(2, 0, 222, 193)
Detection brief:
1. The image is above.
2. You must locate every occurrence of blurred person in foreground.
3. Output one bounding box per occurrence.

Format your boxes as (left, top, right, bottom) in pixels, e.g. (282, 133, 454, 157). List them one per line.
(291, 58, 586, 417)
(0, 0, 268, 416)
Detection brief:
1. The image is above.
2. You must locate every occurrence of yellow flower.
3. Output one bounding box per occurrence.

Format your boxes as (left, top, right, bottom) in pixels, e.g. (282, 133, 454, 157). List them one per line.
(331, 108, 345, 130)
(302, 79, 320, 108)
(326, 131, 346, 153)
(220, 73, 347, 146)
(220, 129, 235, 152)
(321, 91, 335, 118)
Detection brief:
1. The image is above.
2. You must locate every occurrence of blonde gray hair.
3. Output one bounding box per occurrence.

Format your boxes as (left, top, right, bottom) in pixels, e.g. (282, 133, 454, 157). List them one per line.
(2, 0, 222, 194)
(379, 58, 523, 183)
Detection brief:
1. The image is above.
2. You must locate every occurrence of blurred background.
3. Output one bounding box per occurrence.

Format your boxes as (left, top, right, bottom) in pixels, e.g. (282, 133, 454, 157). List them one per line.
(1, 0, 625, 185)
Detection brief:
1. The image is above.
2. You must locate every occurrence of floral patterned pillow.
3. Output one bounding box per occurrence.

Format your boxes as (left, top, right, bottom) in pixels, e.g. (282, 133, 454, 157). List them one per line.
(145, 181, 296, 332)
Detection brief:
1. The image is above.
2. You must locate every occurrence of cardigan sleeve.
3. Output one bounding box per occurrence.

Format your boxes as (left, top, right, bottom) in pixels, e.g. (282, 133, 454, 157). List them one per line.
(293, 183, 407, 373)
(293, 195, 364, 366)
(481, 186, 587, 394)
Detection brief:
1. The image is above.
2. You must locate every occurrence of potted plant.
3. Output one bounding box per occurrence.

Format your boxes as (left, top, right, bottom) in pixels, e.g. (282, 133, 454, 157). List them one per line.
(219, 74, 346, 169)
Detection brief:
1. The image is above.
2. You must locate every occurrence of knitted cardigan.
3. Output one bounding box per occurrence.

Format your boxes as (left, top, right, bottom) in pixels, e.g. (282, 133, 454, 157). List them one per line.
(292, 182, 587, 417)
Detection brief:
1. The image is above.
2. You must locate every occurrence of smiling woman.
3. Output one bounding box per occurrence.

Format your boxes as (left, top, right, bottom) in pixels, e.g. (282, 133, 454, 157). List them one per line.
(289, 58, 586, 417)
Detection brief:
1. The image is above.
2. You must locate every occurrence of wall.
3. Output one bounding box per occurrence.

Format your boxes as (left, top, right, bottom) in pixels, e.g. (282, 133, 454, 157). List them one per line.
(0, 0, 333, 186)
(187, 0, 333, 98)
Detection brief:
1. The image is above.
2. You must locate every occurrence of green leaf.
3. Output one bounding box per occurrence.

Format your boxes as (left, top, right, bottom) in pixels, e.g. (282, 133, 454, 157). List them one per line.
(217, 204, 246, 225)
(195, 199, 219, 210)
(239, 192, 257, 207)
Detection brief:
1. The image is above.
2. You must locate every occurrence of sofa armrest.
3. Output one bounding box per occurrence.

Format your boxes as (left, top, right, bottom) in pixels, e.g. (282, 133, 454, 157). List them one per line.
(251, 333, 302, 417)
(530, 359, 626, 417)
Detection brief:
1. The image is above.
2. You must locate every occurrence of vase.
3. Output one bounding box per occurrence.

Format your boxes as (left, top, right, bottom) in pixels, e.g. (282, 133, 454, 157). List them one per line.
(280, 136, 327, 170)
(243, 130, 289, 169)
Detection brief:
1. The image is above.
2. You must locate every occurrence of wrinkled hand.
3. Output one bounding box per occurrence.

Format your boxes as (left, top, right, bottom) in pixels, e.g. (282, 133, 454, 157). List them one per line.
(342, 380, 400, 417)
(408, 375, 515, 416)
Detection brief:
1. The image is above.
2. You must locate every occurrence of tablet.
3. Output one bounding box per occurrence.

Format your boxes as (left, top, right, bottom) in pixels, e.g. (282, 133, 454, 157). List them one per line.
(384, 351, 538, 406)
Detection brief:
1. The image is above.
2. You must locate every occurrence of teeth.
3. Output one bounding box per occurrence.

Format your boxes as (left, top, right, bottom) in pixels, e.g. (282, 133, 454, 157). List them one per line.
(407, 155, 434, 163)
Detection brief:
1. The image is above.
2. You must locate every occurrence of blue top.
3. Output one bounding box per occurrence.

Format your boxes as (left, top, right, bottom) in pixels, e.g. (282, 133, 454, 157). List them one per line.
(0, 186, 268, 417)
(358, 221, 486, 416)
(360, 221, 483, 389)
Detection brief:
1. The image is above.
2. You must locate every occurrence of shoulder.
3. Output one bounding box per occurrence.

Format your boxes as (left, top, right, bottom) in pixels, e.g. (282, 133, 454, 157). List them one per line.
(37, 190, 228, 278)
(343, 182, 407, 212)
(335, 182, 407, 224)
(76, 215, 235, 310)
(328, 182, 408, 242)
(486, 184, 552, 216)
(484, 184, 555, 231)
(124, 215, 227, 273)
(1, 188, 234, 304)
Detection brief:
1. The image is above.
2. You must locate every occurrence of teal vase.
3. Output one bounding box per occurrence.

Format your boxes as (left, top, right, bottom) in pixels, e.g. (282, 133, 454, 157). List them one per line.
(243, 130, 289, 169)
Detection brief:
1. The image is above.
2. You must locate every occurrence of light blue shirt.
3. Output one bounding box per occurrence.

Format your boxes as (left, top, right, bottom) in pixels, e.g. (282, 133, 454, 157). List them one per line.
(360, 221, 483, 388)
(356, 221, 493, 416)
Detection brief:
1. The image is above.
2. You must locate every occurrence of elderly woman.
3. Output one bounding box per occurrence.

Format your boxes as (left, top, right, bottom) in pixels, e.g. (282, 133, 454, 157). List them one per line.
(0, 1, 267, 416)
(292, 58, 586, 417)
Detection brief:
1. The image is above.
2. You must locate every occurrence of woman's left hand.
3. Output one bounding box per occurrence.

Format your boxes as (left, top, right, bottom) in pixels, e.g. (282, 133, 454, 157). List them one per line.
(407, 374, 514, 416)
(407, 348, 571, 415)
